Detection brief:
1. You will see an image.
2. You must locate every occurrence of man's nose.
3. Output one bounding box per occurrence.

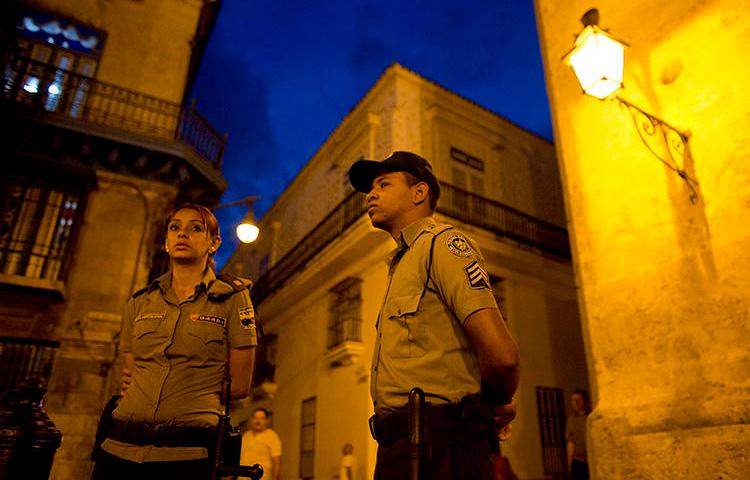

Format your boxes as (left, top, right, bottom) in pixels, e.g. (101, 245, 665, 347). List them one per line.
(366, 189, 377, 202)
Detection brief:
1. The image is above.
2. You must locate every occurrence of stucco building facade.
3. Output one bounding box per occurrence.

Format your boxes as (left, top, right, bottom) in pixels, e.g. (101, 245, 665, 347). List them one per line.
(225, 64, 586, 480)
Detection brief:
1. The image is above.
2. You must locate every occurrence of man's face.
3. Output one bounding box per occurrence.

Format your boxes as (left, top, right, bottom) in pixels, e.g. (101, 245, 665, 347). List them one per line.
(250, 410, 269, 432)
(365, 171, 415, 231)
(571, 393, 585, 413)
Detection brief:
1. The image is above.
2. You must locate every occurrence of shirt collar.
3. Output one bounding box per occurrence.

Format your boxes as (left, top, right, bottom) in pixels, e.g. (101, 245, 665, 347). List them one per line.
(384, 217, 436, 264)
(399, 216, 437, 248)
(151, 268, 217, 296)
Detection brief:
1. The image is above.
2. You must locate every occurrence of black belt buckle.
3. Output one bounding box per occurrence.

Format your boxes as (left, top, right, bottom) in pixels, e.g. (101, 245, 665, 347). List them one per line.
(142, 423, 165, 447)
(369, 414, 380, 443)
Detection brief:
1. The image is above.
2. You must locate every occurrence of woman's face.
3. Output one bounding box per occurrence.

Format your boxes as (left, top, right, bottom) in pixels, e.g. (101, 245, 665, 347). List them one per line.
(165, 208, 219, 264)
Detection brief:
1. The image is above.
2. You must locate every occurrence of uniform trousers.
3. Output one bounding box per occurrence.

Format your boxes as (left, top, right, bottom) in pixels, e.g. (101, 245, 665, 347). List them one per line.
(374, 425, 495, 480)
(90, 450, 211, 480)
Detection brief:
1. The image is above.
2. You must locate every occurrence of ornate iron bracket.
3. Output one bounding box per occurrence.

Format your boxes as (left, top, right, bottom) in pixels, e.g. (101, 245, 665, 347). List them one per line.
(615, 96, 699, 203)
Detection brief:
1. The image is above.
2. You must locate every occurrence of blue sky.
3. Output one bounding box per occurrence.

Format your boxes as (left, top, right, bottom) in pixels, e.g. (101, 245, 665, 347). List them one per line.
(190, 0, 552, 268)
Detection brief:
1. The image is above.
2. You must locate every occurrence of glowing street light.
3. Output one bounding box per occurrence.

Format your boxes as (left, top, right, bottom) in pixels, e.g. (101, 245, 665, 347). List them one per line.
(216, 196, 260, 244)
(563, 8, 626, 99)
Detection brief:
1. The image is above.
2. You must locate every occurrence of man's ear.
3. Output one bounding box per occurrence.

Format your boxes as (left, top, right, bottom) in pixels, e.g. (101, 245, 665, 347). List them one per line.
(412, 182, 429, 205)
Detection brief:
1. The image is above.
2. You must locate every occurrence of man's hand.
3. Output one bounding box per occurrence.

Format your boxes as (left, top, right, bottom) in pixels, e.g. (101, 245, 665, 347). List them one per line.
(494, 398, 517, 441)
(120, 367, 132, 395)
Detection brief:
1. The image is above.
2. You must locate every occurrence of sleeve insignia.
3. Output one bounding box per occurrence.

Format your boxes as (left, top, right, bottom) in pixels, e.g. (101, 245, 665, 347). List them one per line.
(465, 261, 490, 289)
(446, 233, 474, 257)
(239, 305, 256, 331)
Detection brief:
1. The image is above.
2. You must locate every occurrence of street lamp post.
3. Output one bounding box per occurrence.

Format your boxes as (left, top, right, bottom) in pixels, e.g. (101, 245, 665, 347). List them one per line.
(216, 196, 261, 243)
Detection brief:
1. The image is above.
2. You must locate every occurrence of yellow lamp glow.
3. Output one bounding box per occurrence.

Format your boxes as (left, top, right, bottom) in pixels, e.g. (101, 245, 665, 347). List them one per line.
(236, 222, 260, 243)
(564, 11, 626, 99)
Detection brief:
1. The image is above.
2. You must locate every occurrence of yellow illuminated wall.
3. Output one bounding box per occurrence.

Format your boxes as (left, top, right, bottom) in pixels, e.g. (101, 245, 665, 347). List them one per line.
(535, 0, 750, 477)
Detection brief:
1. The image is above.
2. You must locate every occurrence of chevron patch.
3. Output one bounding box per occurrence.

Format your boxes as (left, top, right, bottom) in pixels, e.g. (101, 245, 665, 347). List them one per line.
(465, 261, 490, 289)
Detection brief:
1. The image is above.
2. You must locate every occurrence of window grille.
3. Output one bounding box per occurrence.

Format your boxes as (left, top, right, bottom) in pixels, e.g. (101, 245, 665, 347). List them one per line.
(299, 397, 316, 479)
(0, 179, 82, 283)
(328, 277, 362, 349)
(536, 386, 567, 476)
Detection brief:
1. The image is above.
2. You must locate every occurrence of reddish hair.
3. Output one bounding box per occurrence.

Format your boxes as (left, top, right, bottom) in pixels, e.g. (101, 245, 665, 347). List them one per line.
(164, 203, 221, 269)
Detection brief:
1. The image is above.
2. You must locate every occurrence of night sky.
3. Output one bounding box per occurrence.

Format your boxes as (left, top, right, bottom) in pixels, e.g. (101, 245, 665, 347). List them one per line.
(189, 0, 552, 268)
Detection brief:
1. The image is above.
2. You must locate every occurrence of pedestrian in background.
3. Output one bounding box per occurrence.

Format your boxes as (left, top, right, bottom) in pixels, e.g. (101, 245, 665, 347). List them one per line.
(239, 407, 282, 480)
(566, 388, 591, 480)
(339, 443, 357, 480)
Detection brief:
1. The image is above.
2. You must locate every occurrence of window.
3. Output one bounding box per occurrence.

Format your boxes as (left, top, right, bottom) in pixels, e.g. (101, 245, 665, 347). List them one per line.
(450, 147, 487, 221)
(5, 10, 104, 116)
(299, 397, 316, 480)
(536, 386, 567, 476)
(0, 178, 83, 284)
(328, 277, 362, 349)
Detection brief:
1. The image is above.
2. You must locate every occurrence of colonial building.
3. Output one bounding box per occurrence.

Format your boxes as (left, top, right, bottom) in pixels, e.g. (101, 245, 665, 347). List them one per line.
(0, 0, 226, 477)
(535, 1, 750, 478)
(224, 63, 586, 480)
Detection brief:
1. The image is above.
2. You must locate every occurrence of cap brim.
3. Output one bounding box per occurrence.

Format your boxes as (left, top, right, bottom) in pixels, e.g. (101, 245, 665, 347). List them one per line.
(348, 160, 400, 193)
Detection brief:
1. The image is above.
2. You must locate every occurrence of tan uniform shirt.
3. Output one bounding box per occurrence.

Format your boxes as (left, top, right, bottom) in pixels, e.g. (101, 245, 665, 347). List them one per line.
(371, 217, 499, 415)
(102, 269, 257, 462)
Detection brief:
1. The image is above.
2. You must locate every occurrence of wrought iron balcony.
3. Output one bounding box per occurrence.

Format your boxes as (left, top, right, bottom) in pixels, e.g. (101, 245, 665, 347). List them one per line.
(2, 56, 226, 168)
(252, 183, 570, 305)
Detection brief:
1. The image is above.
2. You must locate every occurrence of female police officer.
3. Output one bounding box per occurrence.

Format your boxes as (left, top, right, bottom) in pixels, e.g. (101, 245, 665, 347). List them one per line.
(91, 204, 257, 479)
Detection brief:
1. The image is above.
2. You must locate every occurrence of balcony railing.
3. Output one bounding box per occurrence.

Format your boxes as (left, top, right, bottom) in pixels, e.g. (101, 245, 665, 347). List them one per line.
(0, 336, 59, 394)
(252, 190, 367, 304)
(438, 183, 571, 260)
(2, 56, 226, 168)
(252, 183, 571, 305)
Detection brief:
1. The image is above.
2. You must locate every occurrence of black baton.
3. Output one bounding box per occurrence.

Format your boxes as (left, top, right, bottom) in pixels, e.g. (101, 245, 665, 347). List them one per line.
(408, 387, 426, 480)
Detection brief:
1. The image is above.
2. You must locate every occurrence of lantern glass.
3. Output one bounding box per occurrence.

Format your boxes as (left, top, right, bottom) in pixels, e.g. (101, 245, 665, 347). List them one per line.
(567, 25, 625, 99)
(236, 222, 260, 243)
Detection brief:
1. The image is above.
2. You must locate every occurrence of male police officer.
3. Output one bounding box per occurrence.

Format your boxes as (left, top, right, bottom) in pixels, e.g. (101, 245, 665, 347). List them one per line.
(349, 151, 520, 479)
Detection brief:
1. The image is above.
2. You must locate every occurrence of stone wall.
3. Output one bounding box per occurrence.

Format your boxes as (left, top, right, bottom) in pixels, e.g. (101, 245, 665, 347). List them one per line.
(535, 0, 750, 477)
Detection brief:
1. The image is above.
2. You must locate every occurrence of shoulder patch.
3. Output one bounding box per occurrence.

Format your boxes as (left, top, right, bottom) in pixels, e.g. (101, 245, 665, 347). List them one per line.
(239, 305, 256, 332)
(446, 233, 475, 257)
(465, 260, 490, 289)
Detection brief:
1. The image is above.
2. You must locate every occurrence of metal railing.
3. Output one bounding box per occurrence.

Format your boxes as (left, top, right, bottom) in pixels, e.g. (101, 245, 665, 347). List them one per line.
(0, 336, 59, 394)
(2, 56, 226, 167)
(438, 183, 571, 259)
(252, 183, 570, 305)
(252, 190, 367, 304)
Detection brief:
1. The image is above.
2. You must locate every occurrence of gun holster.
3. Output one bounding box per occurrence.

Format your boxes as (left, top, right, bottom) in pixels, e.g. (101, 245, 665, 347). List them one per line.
(91, 394, 122, 461)
(460, 393, 499, 454)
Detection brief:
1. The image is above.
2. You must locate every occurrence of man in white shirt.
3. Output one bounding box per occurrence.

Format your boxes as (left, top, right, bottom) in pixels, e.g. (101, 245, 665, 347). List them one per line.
(339, 443, 357, 480)
(240, 408, 281, 480)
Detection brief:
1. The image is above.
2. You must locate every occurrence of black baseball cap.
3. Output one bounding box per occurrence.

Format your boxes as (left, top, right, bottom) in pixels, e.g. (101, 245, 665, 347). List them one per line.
(348, 151, 441, 199)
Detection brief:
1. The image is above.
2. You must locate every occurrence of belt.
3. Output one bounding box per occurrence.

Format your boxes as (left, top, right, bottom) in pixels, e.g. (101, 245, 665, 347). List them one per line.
(108, 418, 215, 448)
(369, 402, 470, 445)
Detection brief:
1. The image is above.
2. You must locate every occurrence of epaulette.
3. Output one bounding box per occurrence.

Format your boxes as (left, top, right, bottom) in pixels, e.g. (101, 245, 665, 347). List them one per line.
(208, 274, 253, 300)
(430, 224, 454, 237)
(131, 286, 150, 298)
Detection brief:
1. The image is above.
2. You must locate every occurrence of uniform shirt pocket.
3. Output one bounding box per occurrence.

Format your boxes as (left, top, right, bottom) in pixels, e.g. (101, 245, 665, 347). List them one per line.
(384, 295, 427, 359)
(186, 320, 226, 365)
(131, 313, 166, 358)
